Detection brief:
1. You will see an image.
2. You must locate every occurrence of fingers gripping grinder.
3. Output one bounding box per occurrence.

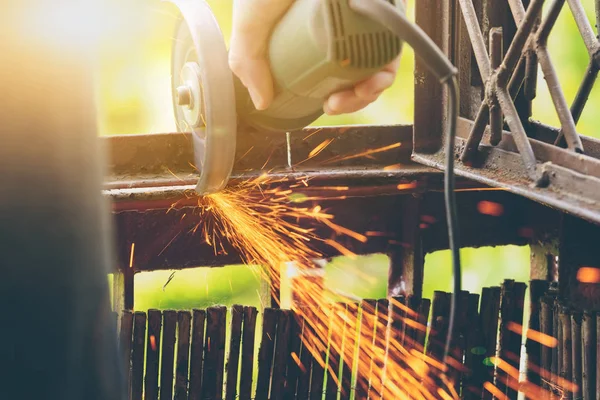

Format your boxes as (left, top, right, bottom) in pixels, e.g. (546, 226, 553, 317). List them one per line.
(170, 0, 407, 195)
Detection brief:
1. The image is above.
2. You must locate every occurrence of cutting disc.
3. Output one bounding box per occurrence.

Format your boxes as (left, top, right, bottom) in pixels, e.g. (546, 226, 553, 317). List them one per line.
(170, 0, 237, 195)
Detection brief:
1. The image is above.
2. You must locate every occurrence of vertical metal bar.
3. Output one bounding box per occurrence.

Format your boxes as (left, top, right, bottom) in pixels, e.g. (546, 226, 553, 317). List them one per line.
(457, 0, 492, 78)
(559, 307, 573, 400)
(581, 311, 596, 400)
(239, 307, 258, 400)
(414, 0, 446, 153)
(498, 0, 546, 85)
(489, 28, 504, 146)
(388, 196, 423, 298)
(527, 280, 550, 386)
(189, 309, 207, 400)
(571, 312, 583, 400)
(174, 311, 192, 400)
(539, 297, 553, 394)
(145, 310, 162, 400)
(225, 305, 244, 400)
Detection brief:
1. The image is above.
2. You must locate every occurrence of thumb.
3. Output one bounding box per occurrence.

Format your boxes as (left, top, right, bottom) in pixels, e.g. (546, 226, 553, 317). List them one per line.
(228, 0, 295, 110)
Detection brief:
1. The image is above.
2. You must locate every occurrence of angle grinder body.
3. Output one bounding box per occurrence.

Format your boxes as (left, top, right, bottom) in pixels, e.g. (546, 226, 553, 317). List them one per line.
(171, 0, 406, 194)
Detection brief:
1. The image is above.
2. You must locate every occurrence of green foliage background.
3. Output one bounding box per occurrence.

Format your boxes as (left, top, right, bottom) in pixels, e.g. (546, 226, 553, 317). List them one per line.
(97, 0, 598, 310)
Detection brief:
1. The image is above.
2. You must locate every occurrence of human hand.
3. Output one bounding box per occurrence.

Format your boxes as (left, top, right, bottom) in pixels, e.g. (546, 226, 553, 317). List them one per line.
(228, 0, 401, 116)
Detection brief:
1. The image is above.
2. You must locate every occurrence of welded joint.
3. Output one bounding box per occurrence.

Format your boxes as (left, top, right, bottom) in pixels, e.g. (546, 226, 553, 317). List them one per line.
(460, 0, 546, 174)
(461, 0, 589, 176)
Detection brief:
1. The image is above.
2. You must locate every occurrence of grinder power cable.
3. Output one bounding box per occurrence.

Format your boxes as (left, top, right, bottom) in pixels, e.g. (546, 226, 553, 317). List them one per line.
(169, 0, 461, 364)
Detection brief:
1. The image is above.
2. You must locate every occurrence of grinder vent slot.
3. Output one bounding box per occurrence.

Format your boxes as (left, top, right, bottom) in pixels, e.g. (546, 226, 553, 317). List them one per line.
(329, 0, 402, 69)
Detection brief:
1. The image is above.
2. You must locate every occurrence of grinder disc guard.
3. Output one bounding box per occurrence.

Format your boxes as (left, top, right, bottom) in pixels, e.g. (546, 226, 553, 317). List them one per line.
(171, 0, 237, 195)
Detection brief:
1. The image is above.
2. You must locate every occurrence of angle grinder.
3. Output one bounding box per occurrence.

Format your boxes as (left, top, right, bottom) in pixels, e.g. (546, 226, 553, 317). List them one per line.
(170, 0, 456, 195)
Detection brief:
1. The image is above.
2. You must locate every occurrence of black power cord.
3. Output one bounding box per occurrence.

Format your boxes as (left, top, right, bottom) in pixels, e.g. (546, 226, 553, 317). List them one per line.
(348, 0, 462, 365)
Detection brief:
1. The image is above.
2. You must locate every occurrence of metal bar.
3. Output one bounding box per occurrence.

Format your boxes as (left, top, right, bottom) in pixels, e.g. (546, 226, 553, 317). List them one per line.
(239, 307, 258, 400)
(414, 0, 447, 153)
(461, 55, 527, 162)
(566, 0, 600, 55)
(145, 310, 162, 400)
(571, 312, 583, 400)
(188, 310, 207, 400)
(530, 0, 585, 153)
(174, 311, 192, 400)
(559, 307, 573, 400)
(498, 0, 546, 85)
(527, 280, 550, 386)
(496, 87, 540, 180)
(581, 311, 595, 400)
(490, 28, 504, 146)
(539, 297, 553, 393)
(507, 0, 581, 146)
(457, 0, 492, 79)
(225, 305, 243, 400)
(570, 61, 600, 125)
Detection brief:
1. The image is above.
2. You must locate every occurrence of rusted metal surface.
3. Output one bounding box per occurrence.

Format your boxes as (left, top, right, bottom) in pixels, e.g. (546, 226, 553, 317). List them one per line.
(414, 0, 600, 226)
(414, 118, 600, 225)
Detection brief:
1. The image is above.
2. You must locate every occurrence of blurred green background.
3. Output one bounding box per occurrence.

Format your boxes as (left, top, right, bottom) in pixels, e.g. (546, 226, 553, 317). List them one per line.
(96, 0, 598, 310)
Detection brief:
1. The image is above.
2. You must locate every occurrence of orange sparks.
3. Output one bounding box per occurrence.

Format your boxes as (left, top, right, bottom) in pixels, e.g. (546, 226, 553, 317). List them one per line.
(340, 58, 351, 67)
(150, 335, 157, 351)
(185, 174, 459, 400)
(397, 182, 418, 191)
(303, 127, 324, 141)
(308, 138, 335, 158)
(129, 243, 135, 268)
(320, 218, 368, 243)
(576, 266, 600, 283)
(323, 142, 402, 164)
(324, 239, 357, 259)
(507, 322, 558, 348)
(384, 163, 404, 171)
(290, 351, 306, 373)
(319, 186, 350, 191)
(484, 382, 509, 400)
(477, 200, 504, 216)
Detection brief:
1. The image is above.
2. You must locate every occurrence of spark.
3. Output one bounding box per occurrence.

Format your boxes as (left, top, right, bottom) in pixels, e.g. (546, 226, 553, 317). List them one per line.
(477, 200, 504, 217)
(158, 231, 181, 257)
(308, 138, 335, 158)
(129, 243, 135, 268)
(576, 266, 600, 283)
(398, 182, 418, 191)
(322, 142, 402, 164)
(236, 146, 254, 162)
(506, 322, 558, 348)
(302, 127, 324, 141)
(384, 163, 404, 171)
(150, 335, 157, 351)
(166, 167, 184, 182)
(182, 174, 461, 399)
(483, 382, 509, 400)
(295, 138, 335, 166)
